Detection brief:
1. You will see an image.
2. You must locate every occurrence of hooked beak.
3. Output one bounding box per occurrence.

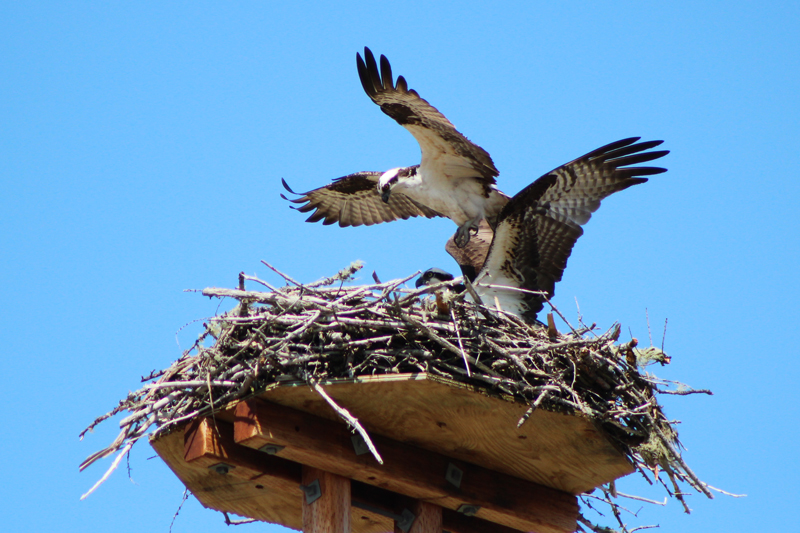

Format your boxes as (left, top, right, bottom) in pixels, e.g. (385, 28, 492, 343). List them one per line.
(381, 188, 391, 203)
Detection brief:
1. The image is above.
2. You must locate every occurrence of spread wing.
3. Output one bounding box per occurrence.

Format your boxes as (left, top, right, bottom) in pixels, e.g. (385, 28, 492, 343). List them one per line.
(282, 172, 442, 227)
(444, 219, 494, 281)
(357, 47, 498, 185)
(475, 137, 669, 321)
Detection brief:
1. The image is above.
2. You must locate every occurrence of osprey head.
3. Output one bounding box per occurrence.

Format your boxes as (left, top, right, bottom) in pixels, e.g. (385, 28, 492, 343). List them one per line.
(416, 268, 455, 288)
(377, 166, 417, 203)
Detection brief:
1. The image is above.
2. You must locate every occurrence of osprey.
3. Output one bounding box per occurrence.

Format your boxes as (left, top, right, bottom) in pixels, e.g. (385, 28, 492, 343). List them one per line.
(415, 268, 465, 315)
(282, 47, 510, 247)
(418, 137, 669, 322)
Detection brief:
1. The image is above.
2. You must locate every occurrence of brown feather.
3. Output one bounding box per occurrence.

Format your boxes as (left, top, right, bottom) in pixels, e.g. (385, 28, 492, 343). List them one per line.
(477, 137, 668, 321)
(282, 172, 442, 227)
(356, 47, 498, 183)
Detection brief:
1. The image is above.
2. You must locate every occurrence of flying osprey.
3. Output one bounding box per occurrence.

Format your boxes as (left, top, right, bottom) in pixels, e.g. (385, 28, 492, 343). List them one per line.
(282, 47, 510, 247)
(417, 137, 669, 322)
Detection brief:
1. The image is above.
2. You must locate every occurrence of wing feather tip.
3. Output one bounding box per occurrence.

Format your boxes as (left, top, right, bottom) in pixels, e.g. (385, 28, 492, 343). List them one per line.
(281, 177, 298, 194)
(280, 193, 307, 208)
(379, 54, 393, 90)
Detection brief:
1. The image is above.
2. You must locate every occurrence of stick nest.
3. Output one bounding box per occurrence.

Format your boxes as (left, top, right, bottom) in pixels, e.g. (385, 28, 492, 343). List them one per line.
(81, 261, 716, 531)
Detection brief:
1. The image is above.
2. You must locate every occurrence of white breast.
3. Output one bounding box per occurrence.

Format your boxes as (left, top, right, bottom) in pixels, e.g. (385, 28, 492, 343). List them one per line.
(398, 168, 489, 226)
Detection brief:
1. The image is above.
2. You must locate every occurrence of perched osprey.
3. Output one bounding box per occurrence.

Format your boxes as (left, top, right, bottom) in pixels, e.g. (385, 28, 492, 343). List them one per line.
(418, 137, 669, 323)
(415, 268, 464, 315)
(282, 47, 510, 247)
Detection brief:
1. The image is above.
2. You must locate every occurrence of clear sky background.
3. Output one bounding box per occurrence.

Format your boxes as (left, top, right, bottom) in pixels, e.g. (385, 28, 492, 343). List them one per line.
(2, 2, 798, 532)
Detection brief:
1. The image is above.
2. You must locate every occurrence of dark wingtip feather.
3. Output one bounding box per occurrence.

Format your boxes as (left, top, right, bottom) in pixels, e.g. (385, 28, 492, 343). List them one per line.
(603, 140, 666, 162)
(280, 179, 311, 203)
(612, 150, 671, 168)
(356, 52, 375, 99)
(396, 75, 408, 93)
(583, 137, 641, 160)
(279, 192, 305, 207)
(641, 140, 664, 149)
(608, 140, 664, 159)
(631, 167, 668, 176)
(281, 177, 298, 195)
(305, 212, 324, 223)
(379, 54, 393, 91)
(362, 47, 382, 95)
(363, 47, 374, 63)
(279, 193, 302, 211)
(605, 137, 641, 150)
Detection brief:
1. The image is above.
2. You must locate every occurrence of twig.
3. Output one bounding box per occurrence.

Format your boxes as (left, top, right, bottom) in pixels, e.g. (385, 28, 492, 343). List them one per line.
(703, 484, 746, 498)
(517, 386, 559, 427)
(169, 489, 190, 533)
(311, 380, 383, 464)
(614, 491, 667, 506)
(80, 441, 134, 500)
(450, 307, 471, 377)
(261, 260, 303, 287)
(307, 260, 364, 288)
(142, 380, 239, 390)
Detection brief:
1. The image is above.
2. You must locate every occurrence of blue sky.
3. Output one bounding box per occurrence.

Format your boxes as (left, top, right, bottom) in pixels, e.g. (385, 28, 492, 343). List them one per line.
(2, 2, 798, 532)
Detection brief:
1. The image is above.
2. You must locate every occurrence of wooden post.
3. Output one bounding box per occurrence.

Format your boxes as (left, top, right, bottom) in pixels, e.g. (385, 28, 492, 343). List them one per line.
(398, 501, 442, 533)
(302, 466, 351, 533)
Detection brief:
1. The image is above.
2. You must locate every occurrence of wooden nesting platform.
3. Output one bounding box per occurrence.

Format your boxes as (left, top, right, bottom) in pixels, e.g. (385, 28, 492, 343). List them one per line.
(152, 373, 634, 533)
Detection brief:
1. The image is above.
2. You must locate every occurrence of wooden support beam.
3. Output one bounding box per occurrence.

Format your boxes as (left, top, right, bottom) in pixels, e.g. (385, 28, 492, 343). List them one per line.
(234, 398, 578, 533)
(184, 415, 301, 488)
(441, 509, 524, 533)
(399, 501, 441, 533)
(350, 482, 526, 533)
(176, 419, 307, 530)
(179, 418, 527, 533)
(302, 466, 351, 533)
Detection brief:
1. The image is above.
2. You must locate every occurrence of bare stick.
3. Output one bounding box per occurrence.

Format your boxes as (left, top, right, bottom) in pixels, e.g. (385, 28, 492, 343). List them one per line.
(169, 489, 189, 533)
(450, 307, 471, 377)
(307, 260, 364, 288)
(261, 260, 303, 287)
(241, 273, 280, 292)
(80, 441, 134, 500)
(311, 381, 383, 464)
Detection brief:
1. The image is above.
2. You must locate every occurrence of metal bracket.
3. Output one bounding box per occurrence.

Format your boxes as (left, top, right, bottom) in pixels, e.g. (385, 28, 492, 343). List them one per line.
(351, 501, 415, 533)
(258, 443, 285, 455)
(351, 433, 370, 456)
(457, 504, 480, 517)
(208, 462, 235, 475)
(395, 508, 416, 533)
(445, 462, 464, 488)
(300, 478, 322, 505)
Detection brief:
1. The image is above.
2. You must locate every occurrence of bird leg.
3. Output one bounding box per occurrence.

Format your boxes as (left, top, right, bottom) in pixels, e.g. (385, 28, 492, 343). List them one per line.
(454, 217, 480, 248)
